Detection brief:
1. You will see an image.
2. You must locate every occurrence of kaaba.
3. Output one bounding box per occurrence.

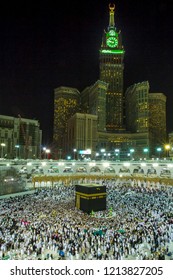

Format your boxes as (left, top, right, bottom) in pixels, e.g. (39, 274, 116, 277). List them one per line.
(75, 184, 106, 213)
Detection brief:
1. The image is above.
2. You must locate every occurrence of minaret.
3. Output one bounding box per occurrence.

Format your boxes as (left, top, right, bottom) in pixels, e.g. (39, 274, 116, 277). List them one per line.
(99, 3, 125, 132)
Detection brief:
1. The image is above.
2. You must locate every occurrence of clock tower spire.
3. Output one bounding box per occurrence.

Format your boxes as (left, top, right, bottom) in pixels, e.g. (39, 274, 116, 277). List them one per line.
(99, 3, 125, 132)
(109, 3, 115, 28)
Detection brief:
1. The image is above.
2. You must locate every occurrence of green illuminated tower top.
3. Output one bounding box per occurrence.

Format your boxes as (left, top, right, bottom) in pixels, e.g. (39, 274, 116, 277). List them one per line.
(101, 3, 124, 54)
(99, 3, 125, 131)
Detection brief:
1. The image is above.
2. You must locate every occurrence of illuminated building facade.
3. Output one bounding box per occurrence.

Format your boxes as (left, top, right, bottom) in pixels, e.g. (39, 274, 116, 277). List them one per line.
(125, 82, 167, 157)
(168, 132, 173, 159)
(0, 115, 41, 159)
(149, 92, 167, 155)
(99, 3, 125, 132)
(81, 80, 108, 132)
(53, 3, 167, 160)
(53, 86, 80, 156)
(125, 81, 149, 133)
(97, 130, 149, 160)
(67, 113, 98, 157)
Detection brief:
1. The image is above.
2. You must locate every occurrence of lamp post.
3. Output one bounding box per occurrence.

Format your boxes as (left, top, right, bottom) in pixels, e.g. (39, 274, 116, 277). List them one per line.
(143, 148, 149, 160)
(127, 153, 131, 160)
(100, 148, 105, 160)
(1, 143, 6, 158)
(73, 148, 77, 160)
(115, 149, 120, 161)
(45, 149, 50, 159)
(156, 147, 162, 159)
(165, 144, 170, 158)
(129, 148, 135, 160)
(95, 152, 99, 160)
(15, 145, 20, 159)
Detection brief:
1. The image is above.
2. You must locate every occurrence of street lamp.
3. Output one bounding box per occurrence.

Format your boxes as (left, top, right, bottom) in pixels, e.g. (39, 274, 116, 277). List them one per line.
(156, 147, 162, 159)
(143, 148, 149, 159)
(100, 148, 105, 160)
(95, 152, 99, 160)
(129, 148, 135, 160)
(165, 144, 170, 158)
(1, 143, 6, 158)
(15, 145, 20, 159)
(115, 149, 120, 161)
(73, 148, 77, 160)
(45, 149, 50, 159)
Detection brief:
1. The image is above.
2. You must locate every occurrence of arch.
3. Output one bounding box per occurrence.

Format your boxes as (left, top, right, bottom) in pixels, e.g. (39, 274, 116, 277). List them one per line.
(133, 166, 144, 175)
(147, 167, 157, 177)
(48, 166, 59, 173)
(104, 166, 115, 173)
(63, 166, 73, 173)
(119, 166, 131, 175)
(90, 166, 101, 173)
(160, 168, 171, 178)
(76, 166, 87, 173)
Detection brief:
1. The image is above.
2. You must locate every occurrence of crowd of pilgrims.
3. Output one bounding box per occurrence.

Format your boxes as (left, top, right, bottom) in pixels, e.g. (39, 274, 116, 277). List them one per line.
(0, 178, 173, 260)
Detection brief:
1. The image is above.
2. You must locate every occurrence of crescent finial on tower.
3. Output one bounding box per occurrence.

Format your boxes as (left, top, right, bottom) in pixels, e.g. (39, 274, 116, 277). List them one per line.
(109, 3, 115, 28)
(109, 3, 115, 12)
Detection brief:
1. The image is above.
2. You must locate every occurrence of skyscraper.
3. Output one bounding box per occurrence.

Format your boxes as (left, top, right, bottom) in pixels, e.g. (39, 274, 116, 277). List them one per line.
(149, 92, 167, 155)
(125, 82, 167, 157)
(125, 81, 149, 133)
(67, 113, 98, 157)
(53, 86, 80, 157)
(99, 3, 125, 132)
(81, 80, 108, 132)
(53, 3, 167, 160)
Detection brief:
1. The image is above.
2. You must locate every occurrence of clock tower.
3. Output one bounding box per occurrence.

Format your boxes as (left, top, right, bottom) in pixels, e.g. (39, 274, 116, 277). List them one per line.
(99, 3, 125, 132)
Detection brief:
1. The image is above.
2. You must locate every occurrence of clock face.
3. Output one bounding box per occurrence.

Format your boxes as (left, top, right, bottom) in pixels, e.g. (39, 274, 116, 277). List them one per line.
(106, 37, 118, 48)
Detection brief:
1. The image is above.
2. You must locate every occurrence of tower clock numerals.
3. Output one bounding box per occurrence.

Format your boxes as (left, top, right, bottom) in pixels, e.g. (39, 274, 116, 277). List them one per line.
(106, 36, 118, 48)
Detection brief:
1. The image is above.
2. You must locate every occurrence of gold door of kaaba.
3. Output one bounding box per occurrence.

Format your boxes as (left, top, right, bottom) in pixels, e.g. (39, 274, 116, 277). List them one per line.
(76, 194, 81, 209)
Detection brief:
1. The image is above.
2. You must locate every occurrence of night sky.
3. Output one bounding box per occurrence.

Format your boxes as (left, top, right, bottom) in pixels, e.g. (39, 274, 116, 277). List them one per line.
(0, 0, 172, 144)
